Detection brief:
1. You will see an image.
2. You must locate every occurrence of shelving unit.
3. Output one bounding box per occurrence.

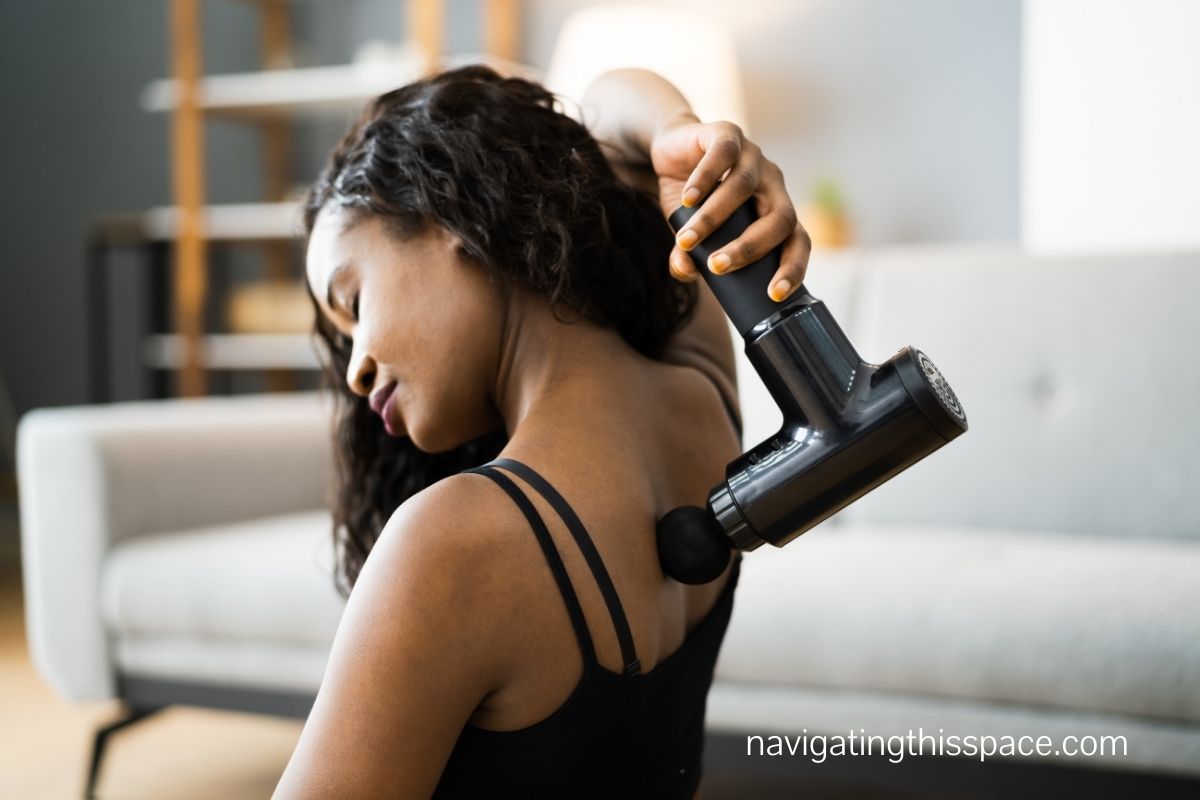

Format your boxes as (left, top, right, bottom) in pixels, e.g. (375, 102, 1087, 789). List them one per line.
(141, 332, 320, 370)
(141, 51, 537, 118)
(85, 210, 318, 401)
(142, 0, 523, 397)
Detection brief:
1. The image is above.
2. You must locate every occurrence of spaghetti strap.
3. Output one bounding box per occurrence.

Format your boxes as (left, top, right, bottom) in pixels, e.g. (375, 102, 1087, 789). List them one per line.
(488, 457, 642, 679)
(463, 465, 599, 667)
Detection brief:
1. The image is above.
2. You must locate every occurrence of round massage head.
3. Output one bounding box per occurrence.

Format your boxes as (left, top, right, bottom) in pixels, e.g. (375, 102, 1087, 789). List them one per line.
(915, 349, 967, 426)
(656, 506, 733, 585)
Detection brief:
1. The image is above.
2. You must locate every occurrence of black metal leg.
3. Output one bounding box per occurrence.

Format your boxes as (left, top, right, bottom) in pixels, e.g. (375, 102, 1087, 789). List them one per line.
(146, 241, 171, 400)
(85, 236, 110, 404)
(83, 703, 166, 799)
(210, 242, 233, 396)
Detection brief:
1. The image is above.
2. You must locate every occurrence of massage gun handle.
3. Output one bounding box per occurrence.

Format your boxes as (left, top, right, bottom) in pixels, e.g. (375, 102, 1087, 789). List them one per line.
(669, 199, 811, 338)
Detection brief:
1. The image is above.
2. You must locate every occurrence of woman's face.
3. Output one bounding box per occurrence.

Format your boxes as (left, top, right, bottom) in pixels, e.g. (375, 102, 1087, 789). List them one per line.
(306, 204, 507, 453)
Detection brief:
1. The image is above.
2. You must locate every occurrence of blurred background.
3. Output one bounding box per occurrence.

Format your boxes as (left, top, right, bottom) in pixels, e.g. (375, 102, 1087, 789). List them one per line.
(2, 1, 1198, 798)
(0, 0, 1024, 420)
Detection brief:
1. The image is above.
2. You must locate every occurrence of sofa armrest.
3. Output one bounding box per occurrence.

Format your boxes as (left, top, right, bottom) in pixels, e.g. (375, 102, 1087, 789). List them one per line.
(15, 390, 334, 701)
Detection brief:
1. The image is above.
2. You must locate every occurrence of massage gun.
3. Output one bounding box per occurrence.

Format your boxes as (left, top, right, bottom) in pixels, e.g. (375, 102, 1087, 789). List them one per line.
(656, 198, 969, 584)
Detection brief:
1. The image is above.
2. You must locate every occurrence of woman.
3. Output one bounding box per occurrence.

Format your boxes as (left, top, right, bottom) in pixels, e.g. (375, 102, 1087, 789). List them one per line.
(273, 65, 810, 799)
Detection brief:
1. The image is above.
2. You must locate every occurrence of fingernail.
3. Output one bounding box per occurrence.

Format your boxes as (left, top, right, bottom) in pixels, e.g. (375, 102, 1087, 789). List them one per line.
(770, 279, 792, 301)
(710, 253, 732, 274)
(681, 187, 701, 207)
(677, 229, 699, 250)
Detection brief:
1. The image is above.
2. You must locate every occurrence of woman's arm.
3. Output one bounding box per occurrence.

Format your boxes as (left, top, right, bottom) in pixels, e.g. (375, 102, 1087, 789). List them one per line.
(581, 68, 809, 295)
(578, 68, 700, 190)
(579, 69, 812, 438)
(272, 477, 522, 799)
(580, 69, 740, 432)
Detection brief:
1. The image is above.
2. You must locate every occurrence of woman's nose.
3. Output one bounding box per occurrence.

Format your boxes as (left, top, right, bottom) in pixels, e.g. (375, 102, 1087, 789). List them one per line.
(346, 343, 376, 397)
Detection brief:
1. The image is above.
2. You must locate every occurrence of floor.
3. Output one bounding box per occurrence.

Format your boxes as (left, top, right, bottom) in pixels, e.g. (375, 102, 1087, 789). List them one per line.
(0, 502, 305, 800)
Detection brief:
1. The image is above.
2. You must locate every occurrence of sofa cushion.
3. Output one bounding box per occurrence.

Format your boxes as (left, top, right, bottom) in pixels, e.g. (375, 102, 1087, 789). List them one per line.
(705, 681, 1200, 778)
(715, 523, 1200, 725)
(100, 511, 346, 691)
(838, 244, 1200, 541)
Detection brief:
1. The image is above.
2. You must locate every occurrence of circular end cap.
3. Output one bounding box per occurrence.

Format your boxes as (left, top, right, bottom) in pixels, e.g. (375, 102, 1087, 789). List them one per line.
(895, 347, 969, 440)
(915, 349, 967, 426)
(656, 506, 733, 585)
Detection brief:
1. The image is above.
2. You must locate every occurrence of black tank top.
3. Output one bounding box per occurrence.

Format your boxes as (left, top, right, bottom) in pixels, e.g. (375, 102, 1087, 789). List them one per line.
(432, 456, 743, 799)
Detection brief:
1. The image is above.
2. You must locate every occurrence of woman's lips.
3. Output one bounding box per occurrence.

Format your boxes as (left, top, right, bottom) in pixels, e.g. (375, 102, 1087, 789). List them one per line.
(381, 389, 401, 437)
(369, 380, 401, 437)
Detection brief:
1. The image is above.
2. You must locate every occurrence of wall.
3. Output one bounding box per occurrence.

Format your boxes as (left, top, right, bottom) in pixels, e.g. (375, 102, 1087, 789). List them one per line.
(0, 1, 272, 431)
(1022, 0, 1200, 254)
(523, 0, 1020, 246)
(0, 0, 1019, 452)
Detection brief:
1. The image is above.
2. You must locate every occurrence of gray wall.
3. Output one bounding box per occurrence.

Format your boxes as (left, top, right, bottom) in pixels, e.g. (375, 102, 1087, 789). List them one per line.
(522, 0, 1020, 245)
(0, 1, 272, 434)
(0, 0, 1018, 463)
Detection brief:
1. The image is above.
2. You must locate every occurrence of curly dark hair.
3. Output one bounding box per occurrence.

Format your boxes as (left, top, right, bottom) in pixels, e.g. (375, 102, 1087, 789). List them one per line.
(302, 64, 697, 599)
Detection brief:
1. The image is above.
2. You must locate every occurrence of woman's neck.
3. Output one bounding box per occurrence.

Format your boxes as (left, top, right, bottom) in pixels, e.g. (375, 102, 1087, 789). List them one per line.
(490, 290, 645, 438)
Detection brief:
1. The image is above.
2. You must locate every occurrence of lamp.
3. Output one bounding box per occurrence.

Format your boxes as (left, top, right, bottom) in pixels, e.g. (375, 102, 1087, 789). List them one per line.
(544, 5, 748, 136)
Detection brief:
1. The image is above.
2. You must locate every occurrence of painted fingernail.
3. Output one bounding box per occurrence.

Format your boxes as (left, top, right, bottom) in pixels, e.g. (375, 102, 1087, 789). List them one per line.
(677, 229, 699, 250)
(710, 253, 732, 274)
(682, 187, 701, 207)
(770, 279, 792, 301)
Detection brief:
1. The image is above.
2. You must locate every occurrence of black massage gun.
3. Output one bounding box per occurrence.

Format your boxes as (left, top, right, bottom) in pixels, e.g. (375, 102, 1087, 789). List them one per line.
(656, 198, 969, 584)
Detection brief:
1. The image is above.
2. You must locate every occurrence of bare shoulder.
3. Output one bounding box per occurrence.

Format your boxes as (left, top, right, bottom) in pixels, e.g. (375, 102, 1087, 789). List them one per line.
(319, 470, 541, 716)
(379, 470, 516, 566)
(272, 472, 532, 797)
(367, 470, 536, 668)
(372, 471, 533, 620)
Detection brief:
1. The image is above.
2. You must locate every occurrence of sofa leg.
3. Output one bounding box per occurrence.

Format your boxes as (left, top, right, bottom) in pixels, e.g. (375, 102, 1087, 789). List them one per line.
(83, 704, 165, 799)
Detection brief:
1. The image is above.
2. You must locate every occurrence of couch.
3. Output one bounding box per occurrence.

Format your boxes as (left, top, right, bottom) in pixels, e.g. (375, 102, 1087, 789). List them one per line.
(18, 242, 1200, 796)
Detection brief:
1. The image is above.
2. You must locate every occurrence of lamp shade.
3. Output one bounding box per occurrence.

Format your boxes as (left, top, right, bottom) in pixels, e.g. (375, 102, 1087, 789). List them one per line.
(544, 5, 748, 136)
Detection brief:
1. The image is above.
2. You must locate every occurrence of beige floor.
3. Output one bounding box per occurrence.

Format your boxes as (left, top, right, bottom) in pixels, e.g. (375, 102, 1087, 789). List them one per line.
(0, 548, 305, 799)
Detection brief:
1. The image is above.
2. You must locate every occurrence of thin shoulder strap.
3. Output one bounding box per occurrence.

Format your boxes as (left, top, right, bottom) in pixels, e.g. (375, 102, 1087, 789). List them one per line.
(463, 464, 599, 667)
(488, 457, 642, 679)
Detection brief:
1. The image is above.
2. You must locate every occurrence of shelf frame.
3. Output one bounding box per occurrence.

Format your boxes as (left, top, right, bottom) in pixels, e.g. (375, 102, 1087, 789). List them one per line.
(158, 0, 521, 397)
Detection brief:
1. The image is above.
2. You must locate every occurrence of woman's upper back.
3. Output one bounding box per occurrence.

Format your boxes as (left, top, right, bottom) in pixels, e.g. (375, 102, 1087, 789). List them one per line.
(431, 361, 743, 798)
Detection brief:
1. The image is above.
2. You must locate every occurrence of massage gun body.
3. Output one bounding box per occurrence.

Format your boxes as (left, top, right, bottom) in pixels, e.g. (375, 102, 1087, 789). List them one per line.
(658, 198, 967, 581)
(712, 294, 961, 551)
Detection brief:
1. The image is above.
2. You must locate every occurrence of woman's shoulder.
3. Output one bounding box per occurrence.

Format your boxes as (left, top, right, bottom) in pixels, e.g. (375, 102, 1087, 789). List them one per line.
(385, 471, 534, 572)
(367, 472, 543, 680)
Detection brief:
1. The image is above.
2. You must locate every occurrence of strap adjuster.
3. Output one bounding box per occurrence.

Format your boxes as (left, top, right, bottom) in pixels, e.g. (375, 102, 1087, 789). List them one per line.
(623, 659, 642, 679)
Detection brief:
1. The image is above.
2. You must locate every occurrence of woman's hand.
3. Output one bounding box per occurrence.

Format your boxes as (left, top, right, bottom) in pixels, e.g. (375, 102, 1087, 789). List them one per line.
(649, 119, 811, 303)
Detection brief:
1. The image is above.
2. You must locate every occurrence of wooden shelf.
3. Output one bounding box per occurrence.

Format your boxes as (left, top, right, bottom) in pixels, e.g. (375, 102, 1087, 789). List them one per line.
(154, 0, 523, 396)
(141, 53, 542, 118)
(141, 333, 321, 370)
(98, 202, 305, 243)
(146, 201, 303, 240)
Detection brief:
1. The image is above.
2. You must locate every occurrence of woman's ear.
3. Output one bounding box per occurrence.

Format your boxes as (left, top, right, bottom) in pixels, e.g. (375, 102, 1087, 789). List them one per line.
(447, 232, 483, 272)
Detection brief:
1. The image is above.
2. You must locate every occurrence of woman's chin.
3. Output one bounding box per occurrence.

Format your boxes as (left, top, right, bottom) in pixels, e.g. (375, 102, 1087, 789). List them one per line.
(405, 406, 504, 454)
(401, 416, 441, 453)
(380, 402, 409, 440)
(407, 420, 472, 455)
(409, 429, 452, 455)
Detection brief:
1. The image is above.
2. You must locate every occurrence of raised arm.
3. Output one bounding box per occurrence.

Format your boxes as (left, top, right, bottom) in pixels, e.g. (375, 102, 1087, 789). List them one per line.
(577, 68, 812, 436)
(576, 69, 700, 199)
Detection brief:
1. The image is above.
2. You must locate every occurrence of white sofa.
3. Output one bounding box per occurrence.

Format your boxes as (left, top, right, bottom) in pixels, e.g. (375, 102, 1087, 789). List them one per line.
(17, 243, 1200, 793)
(710, 243, 1200, 788)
